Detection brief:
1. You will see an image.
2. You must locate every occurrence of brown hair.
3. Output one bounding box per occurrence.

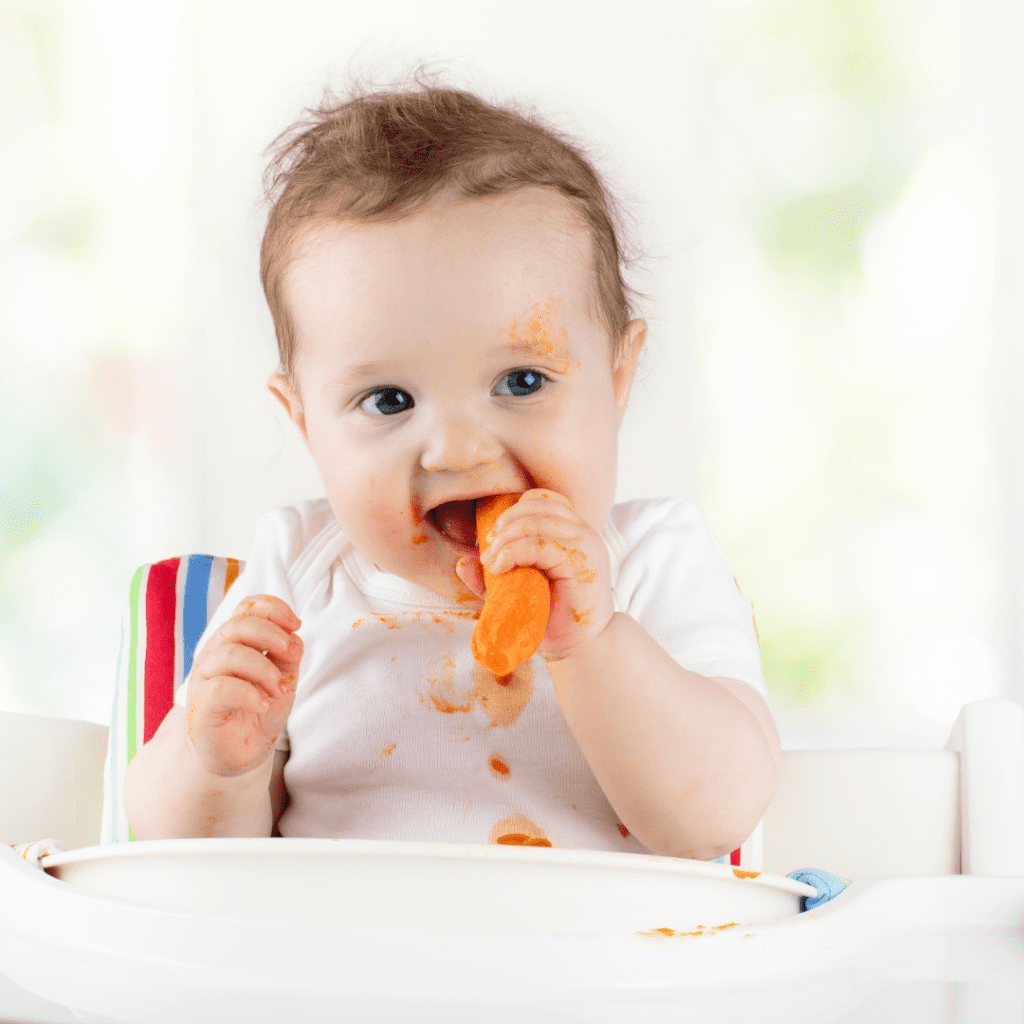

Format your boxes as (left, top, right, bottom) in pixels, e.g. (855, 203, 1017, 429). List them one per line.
(259, 62, 653, 394)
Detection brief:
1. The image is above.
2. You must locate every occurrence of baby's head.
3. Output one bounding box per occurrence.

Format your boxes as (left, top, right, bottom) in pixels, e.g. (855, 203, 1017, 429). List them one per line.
(262, 65, 650, 603)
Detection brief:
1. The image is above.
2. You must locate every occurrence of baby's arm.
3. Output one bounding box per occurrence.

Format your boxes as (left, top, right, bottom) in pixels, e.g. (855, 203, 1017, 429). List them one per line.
(547, 612, 782, 861)
(124, 704, 279, 838)
(124, 594, 301, 839)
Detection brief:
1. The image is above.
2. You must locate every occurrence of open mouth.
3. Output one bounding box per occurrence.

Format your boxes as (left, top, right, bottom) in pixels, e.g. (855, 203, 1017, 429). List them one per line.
(428, 499, 479, 549)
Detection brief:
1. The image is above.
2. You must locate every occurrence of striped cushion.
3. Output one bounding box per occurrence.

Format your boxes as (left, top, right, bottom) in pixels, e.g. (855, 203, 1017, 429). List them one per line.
(101, 554, 243, 843)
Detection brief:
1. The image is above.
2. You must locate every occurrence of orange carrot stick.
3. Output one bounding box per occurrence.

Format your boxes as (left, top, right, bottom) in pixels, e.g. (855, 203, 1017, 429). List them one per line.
(471, 494, 551, 675)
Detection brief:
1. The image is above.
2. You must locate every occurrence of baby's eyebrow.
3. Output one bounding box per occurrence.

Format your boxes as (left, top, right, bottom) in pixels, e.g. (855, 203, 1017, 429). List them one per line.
(323, 343, 570, 395)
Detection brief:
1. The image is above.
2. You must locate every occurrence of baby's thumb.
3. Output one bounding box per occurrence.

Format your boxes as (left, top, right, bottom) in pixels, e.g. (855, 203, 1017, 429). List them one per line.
(456, 556, 486, 598)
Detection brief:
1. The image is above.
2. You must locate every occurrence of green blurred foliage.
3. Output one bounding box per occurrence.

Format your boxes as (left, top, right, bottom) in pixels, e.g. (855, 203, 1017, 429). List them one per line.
(708, 0, 934, 707)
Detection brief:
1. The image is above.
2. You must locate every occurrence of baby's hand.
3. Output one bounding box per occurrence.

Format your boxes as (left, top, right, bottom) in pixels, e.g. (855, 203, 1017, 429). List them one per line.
(457, 489, 615, 664)
(183, 595, 303, 777)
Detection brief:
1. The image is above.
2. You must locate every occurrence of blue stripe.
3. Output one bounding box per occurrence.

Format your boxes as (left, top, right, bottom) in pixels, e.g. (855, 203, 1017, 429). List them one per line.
(182, 554, 214, 679)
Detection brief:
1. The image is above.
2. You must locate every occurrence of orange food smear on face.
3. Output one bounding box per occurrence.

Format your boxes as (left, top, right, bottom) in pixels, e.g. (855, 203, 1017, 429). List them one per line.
(616, 823, 629, 838)
(499, 296, 579, 375)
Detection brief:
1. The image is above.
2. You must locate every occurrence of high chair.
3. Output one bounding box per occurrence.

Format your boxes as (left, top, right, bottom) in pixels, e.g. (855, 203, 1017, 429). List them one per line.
(1, 554, 1022, 1024)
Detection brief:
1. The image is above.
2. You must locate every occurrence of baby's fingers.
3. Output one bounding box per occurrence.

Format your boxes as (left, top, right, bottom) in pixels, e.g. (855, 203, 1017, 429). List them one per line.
(195, 642, 290, 701)
(262, 633, 303, 693)
(200, 674, 275, 716)
(233, 594, 302, 633)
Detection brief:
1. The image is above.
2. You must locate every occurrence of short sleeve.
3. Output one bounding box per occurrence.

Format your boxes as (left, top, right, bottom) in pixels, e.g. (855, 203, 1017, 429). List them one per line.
(608, 500, 766, 697)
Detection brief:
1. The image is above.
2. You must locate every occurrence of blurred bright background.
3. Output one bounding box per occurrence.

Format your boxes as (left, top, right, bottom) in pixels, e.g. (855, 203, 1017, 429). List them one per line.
(1, 0, 1021, 750)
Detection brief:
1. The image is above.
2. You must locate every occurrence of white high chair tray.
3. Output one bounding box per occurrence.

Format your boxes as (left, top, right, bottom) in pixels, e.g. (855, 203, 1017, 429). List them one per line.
(42, 837, 815, 935)
(2, 835, 1023, 1024)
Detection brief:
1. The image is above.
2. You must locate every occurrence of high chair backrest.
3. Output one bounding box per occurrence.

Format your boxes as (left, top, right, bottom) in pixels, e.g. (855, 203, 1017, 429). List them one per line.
(100, 554, 244, 843)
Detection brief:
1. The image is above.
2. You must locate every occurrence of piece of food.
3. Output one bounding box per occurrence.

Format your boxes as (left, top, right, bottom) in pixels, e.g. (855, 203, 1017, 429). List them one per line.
(471, 494, 551, 675)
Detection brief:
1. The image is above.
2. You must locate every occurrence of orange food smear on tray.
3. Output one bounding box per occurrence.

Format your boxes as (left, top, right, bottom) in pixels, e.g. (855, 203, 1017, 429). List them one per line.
(471, 493, 551, 675)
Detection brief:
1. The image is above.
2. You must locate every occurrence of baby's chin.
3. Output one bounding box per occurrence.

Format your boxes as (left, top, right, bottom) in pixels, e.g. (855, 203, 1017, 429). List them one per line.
(371, 554, 483, 606)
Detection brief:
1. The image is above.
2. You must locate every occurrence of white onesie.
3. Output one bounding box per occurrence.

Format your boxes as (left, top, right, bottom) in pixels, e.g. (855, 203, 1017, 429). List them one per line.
(174, 496, 766, 856)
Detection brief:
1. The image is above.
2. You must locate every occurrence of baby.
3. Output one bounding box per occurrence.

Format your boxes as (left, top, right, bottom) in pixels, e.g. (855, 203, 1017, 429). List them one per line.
(124, 72, 782, 862)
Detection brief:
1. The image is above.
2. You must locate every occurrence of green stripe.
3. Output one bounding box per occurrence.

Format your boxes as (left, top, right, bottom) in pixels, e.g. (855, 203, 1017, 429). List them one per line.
(126, 565, 145, 841)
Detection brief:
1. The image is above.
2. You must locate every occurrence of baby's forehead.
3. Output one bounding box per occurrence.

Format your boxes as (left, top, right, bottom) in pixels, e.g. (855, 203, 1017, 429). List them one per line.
(286, 195, 599, 336)
(290, 187, 593, 277)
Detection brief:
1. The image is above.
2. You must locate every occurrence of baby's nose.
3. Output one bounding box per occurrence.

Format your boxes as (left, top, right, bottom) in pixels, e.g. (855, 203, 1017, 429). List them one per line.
(420, 414, 501, 473)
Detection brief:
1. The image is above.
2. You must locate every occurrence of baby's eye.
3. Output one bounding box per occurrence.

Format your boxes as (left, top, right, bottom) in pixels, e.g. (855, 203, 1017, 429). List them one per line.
(360, 387, 413, 416)
(494, 369, 548, 398)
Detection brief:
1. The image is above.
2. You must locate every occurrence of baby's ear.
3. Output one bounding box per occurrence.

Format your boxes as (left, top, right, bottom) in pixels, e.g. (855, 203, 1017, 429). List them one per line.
(613, 320, 647, 426)
(268, 374, 308, 438)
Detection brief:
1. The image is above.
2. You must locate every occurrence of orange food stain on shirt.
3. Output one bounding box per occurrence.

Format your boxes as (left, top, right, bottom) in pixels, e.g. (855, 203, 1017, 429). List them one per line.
(732, 868, 761, 879)
(489, 756, 510, 778)
(380, 742, 396, 758)
(616, 823, 629, 838)
(490, 812, 550, 847)
(469, 659, 535, 729)
(423, 652, 474, 714)
(430, 693, 473, 714)
(366, 610, 476, 632)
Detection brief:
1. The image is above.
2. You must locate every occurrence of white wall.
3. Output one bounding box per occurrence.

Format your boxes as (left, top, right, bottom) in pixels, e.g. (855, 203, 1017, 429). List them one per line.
(183, 3, 712, 562)
(1, 0, 1021, 750)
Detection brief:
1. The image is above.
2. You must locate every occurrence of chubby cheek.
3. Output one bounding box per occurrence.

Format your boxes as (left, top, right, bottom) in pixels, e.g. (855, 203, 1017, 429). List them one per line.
(530, 425, 615, 527)
(319, 462, 409, 560)
(356, 487, 417, 555)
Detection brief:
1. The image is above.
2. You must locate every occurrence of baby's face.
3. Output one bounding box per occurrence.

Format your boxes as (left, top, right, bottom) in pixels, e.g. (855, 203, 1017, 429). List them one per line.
(269, 187, 646, 604)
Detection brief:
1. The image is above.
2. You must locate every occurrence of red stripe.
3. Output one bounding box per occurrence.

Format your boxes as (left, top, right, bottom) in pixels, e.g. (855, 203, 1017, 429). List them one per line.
(143, 557, 180, 744)
(730, 846, 742, 866)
